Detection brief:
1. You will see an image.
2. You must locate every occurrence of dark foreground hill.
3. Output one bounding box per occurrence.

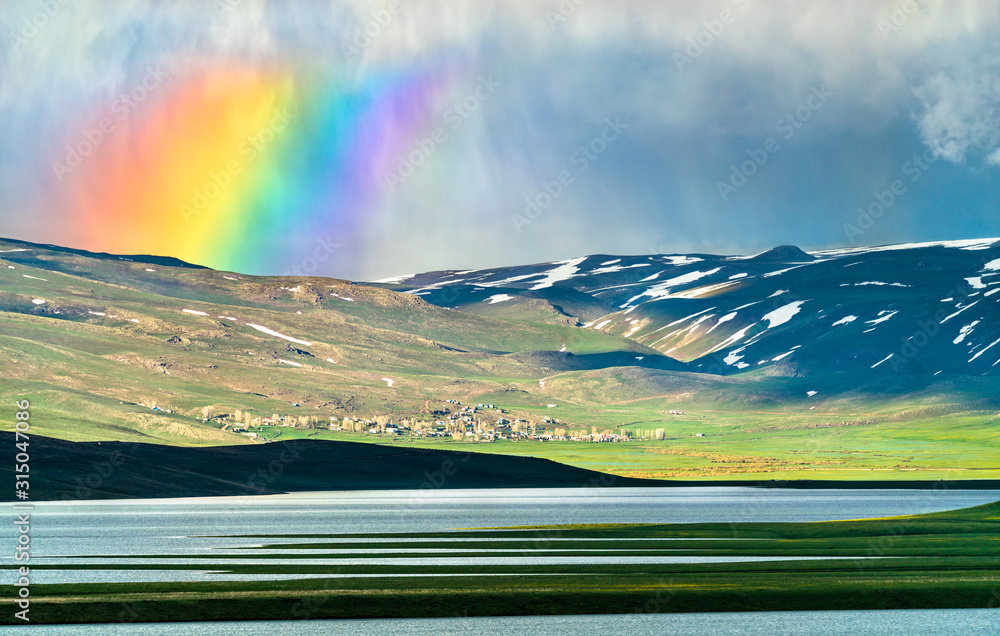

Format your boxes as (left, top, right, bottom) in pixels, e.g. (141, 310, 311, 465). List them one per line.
(2, 432, 669, 500)
(7, 433, 998, 501)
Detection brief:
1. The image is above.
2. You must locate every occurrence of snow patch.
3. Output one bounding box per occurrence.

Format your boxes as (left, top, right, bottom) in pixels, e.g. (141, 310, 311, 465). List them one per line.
(941, 301, 978, 323)
(865, 310, 898, 326)
(706, 312, 737, 335)
(966, 277, 987, 290)
(246, 324, 313, 346)
(624, 321, 645, 338)
(485, 294, 514, 304)
(729, 273, 748, 280)
(724, 350, 745, 365)
(662, 255, 703, 266)
(530, 257, 588, 290)
(832, 315, 857, 326)
(381, 378, 395, 388)
(622, 268, 723, 306)
(815, 238, 1000, 257)
(763, 266, 805, 278)
(871, 353, 894, 368)
(970, 337, 1000, 362)
(278, 359, 302, 367)
(762, 301, 806, 328)
(372, 274, 415, 284)
(954, 321, 980, 344)
(707, 324, 755, 354)
(588, 263, 650, 275)
(807, 391, 818, 397)
(183, 309, 209, 316)
(22, 274, 47, 281)
(852, 281, 910, 287)
(665, 307, 717, 327)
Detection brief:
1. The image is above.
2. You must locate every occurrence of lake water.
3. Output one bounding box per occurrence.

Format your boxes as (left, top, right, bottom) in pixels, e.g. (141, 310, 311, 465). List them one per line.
(17, 609, 1000, 635)
(4, 487, 1000, 583)
(3, 487, 998, 633)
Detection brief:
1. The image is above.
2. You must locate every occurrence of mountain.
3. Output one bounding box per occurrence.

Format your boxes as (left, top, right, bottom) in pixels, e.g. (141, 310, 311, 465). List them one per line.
(0, 236, 672, 446)
(3, 236, 999, 481)
(371, 239, 1000, 377)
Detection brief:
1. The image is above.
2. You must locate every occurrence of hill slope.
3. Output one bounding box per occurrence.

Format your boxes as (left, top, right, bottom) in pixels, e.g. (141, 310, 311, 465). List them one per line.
(3, 236, 1000, 480)
(372, 239, 1000, 377)
(0, 432, 662, 500)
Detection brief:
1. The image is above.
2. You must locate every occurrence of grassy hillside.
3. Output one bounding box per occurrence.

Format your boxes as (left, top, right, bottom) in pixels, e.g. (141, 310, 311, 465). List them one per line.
(2, 237, 999, 480)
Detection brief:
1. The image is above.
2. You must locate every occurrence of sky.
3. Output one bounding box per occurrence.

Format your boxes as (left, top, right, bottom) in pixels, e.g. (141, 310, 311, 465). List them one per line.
(1, 0, 999, 280)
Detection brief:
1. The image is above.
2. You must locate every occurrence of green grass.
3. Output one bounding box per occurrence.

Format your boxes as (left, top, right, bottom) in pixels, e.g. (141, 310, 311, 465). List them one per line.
(2, 238, 1000, 479)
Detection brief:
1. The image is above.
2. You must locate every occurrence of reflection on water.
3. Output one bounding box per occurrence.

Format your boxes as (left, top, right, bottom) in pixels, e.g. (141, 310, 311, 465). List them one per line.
(33, 609, 1000, 635)
(2, 487, 997, 585)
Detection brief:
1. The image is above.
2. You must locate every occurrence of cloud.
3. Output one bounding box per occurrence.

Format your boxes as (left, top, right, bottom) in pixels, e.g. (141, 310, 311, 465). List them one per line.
(2, 1, 1000, 278)
(914, 59, 1000, 166)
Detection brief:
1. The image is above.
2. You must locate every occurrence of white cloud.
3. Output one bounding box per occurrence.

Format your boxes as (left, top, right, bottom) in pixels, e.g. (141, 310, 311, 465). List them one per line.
(914, 62, 1000, 165)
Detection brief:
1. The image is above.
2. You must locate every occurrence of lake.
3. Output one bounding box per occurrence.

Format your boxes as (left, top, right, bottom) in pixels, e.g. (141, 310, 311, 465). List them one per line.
(3, 487, 998, 633)
(25, 609, 1000, 635)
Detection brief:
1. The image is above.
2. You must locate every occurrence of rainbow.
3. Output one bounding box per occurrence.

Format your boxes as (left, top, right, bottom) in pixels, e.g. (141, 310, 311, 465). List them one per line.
(47, 62, 454, 275)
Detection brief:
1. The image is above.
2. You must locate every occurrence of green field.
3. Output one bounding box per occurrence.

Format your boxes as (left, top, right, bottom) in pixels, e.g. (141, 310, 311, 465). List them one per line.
(3, 238, 1000, 481)
(3, 500, 998, 624)
(254, 408, 1000, 481)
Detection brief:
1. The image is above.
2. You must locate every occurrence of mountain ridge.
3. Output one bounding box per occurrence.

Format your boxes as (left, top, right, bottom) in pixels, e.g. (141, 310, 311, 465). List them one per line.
(371, 238, 1000, 378)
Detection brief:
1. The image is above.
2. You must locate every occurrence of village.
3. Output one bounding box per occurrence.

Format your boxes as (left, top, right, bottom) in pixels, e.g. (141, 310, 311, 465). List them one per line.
(201, 399, 699, 444)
